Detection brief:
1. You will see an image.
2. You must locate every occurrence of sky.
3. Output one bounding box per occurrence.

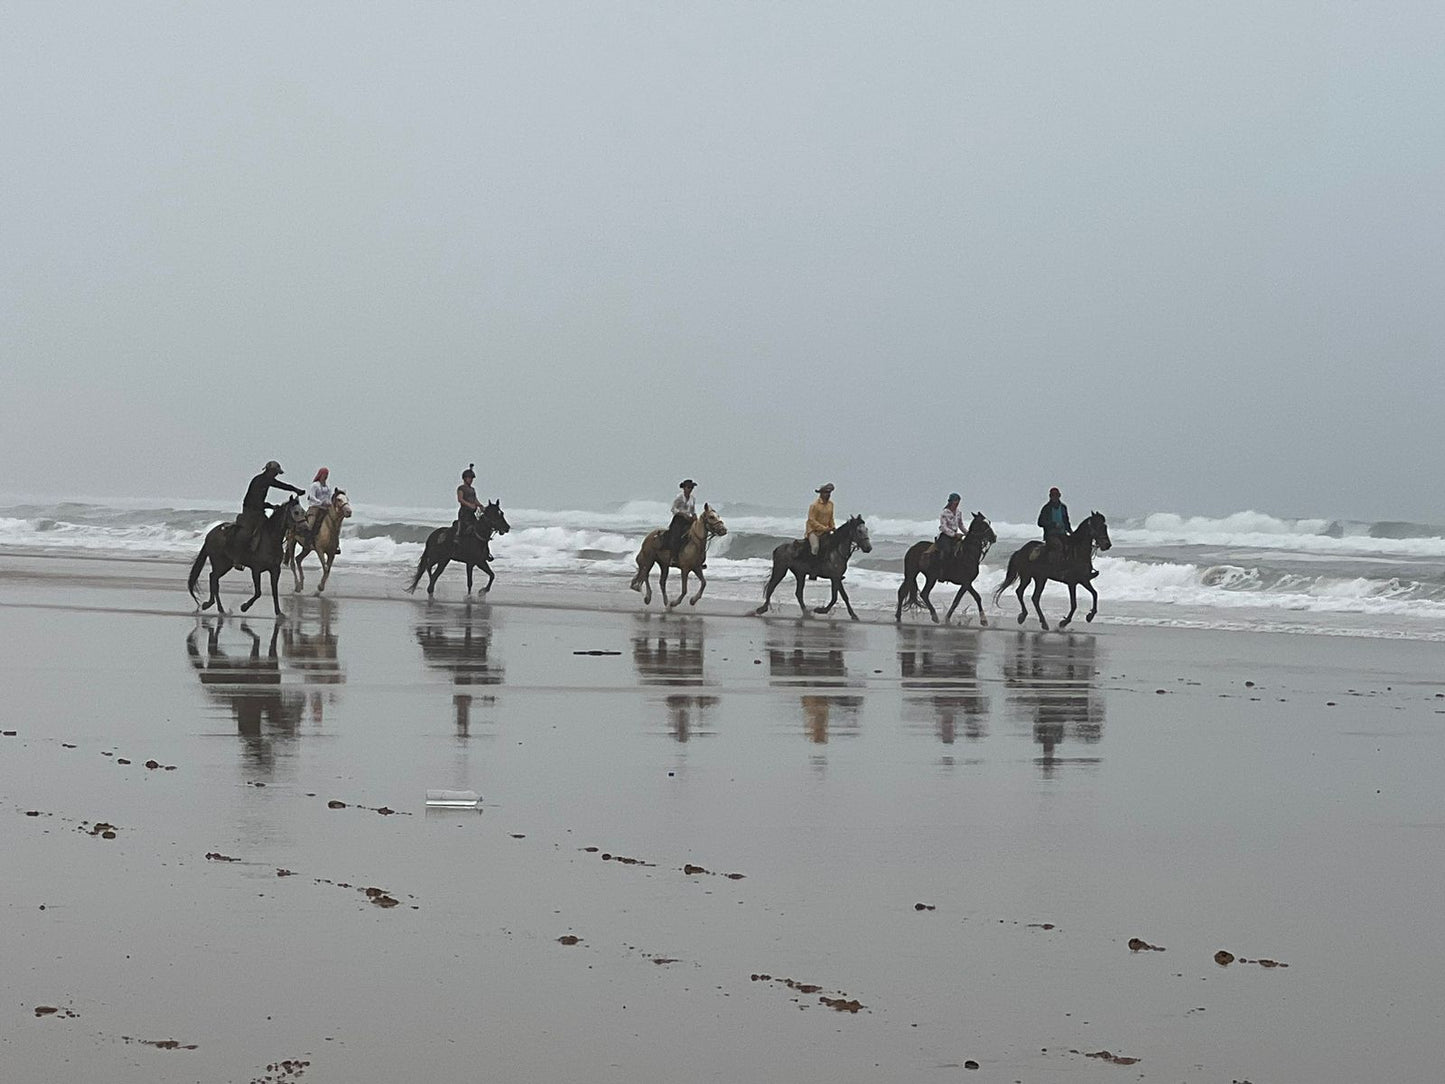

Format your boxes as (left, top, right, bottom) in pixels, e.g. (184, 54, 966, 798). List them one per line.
(2, 3, 1442, 523)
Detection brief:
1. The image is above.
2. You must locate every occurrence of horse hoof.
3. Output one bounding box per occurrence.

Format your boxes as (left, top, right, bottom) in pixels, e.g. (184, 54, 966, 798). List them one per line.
(1017, 613, 1027, 625)
(931, 615, 940, 624)
(1086, 613, 1095, 622)
(979, 617, 988, 627)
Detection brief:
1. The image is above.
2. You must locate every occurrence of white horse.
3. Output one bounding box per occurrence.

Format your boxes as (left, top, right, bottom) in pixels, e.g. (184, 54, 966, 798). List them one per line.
(284, 490, 352, 594)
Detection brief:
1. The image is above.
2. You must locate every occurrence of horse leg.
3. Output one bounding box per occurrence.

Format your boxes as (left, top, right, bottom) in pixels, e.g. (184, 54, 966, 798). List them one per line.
(667, 571, 688, 610)
(688, 567, 706, 606)
(1084, 580, 1100, 622)
(814, 579, 839, 614)
(753, 562, 786, 615)
(970, 586, 987, 626)
(895, 578, 908, 623)
(1060, 583, 1079, 629)
(270, 567, 283, 617)
(427, 556, 450, 596)
(944, 585, 968, 624)
(794, 571, 811, 617)
(240, 567, 263, 613)
(317, 552, 331, 593)
(1030, 577, 1050, 631)
(205, 560, 224, 613)
(837, 580, 859, 621)
(465, 562, 474, 595)
(482, 561, 494, 593)
(1015, 573, 1030, 625)
(658, 565, 672, 607)
(921, 574, 940, 623)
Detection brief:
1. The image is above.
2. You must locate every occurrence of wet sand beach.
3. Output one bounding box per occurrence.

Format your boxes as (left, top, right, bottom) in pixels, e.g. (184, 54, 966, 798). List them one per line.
(3, 554, 1444, 1082)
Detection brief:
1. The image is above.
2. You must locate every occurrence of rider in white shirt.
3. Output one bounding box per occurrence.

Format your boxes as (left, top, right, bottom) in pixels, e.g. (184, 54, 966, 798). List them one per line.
(937, 492, 964, 562)
(664, 479, 697, 563)
(305, 467, 334, 547)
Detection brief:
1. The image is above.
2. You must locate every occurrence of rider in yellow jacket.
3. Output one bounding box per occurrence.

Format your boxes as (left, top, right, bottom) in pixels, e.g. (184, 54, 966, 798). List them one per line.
(805, 483, 836, 556)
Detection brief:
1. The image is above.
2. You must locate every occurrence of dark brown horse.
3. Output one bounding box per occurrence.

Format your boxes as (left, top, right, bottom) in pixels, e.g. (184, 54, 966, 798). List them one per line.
(405, 500, 511, 597)
(895, 511, 997, 625)
(992, 511, 1112, 630)
(188, 497, 307, 616)
(753, 514, 873, 620)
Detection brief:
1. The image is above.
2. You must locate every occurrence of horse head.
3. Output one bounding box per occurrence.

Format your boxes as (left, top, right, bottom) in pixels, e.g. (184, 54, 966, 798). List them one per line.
(700, 503, 728, 538)
(844, 514, 872, 553)
(331, 491, 353, 519)
(1082, 511, 1112, 552)
(483, 500, 511, 535)
(283, 496, 306, 528)
(968, 511, 997, 552)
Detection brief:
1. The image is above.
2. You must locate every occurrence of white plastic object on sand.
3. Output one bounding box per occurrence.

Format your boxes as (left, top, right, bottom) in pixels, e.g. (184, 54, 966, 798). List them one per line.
(425, 789, 481, 808)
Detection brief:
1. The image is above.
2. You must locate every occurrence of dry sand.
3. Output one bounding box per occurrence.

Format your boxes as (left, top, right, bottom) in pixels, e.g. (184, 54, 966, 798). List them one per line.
(3, 554, 1444, 1082)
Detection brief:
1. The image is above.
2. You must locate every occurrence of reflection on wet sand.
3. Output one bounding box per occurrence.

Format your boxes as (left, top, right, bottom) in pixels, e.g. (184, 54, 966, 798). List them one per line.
(415, 602, 503, 737)
(1003, 632, 1104, 775)
(186, 603, 348, 774)
(631, 614, 717, 741)
(897, 626, 989, 745)
(767, 622, 863, 744)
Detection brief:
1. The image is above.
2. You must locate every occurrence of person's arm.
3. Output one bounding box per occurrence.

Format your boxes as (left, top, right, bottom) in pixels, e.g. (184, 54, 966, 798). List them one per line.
(458, 487, 481, 511)
(272, 478, 304, 497)
(1062, 507, 1072, 534)
(1038, 505, 1049, 530)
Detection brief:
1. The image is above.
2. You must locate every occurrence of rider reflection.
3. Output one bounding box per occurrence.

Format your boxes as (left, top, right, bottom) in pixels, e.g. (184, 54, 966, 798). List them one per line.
(188, 618, 304, 774)
(631, 614, 716, 741)
(767, 622, 864, 743)
(1002, 632, 1105, 776)
(415, 604, 503, 737)
(897, 626, 989, 744)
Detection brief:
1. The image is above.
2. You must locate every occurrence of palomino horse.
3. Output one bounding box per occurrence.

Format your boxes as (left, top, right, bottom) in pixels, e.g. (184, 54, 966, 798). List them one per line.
(992, 511, 1112, 630)
(284, 490, 352, 594)
(629, 504, 728, 608)
(405, 500, 511, 597)
(188, 497, 307, 616)
(754, 514, 873, 620)
(895, 511, 997, 625)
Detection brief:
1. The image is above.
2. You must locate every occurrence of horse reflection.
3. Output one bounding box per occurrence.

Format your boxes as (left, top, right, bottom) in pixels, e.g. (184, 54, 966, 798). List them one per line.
(279, 596, 345, 688)
(1003, 632, 1104, 775)
(416, 604, 503, 736)
(767, 622, 863, 742)
(631, 615, 716, 741)
(897, 626, 989, 744)
(187, 618, 305, 773)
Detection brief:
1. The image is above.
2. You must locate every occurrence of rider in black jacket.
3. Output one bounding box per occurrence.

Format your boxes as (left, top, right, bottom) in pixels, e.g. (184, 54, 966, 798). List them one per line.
(233, 460, 303, 563)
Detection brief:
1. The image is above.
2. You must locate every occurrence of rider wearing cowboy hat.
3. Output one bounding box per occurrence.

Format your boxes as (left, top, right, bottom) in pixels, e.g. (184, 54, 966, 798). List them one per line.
(664, 479, 698, 564)
(806, 483, 836, 557)
(234, 460, 304, 563)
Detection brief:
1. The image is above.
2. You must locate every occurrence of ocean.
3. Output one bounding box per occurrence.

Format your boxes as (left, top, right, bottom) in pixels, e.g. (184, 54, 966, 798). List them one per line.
(3, 496, 1444, 640)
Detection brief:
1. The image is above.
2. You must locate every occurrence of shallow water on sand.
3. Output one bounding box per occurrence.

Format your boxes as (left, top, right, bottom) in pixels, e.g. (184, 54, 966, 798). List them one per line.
(2, 565, 1444, 1081)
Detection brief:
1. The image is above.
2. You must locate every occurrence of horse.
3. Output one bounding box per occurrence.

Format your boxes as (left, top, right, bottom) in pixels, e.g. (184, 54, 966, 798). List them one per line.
(992, 511, 1112, 630)
(405, 500, 511, 597)
(628, 504, 728, 608)
(895, 511, 997, 625)
(753, 514, 873, 620)
(187, 497, 307, 616)
(283, 490, 352, 594)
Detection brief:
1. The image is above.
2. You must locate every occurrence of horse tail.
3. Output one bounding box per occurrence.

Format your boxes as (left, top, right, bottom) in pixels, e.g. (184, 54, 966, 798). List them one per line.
(405, 538, 430, 594)
(187, 544, 209, 607)
(898, 545, 923, 610)
(992, 555, 1020, 608)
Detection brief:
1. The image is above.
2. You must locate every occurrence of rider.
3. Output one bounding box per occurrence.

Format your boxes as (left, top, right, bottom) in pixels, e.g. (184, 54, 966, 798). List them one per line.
(937, 492, 965, 563)
(454, 464, 482, 547)
(664, 479, 697, 565)
(1036, 486, 1072, 562)
(234, 460, 304, 563)
(805, 483, 836, 559)
(305, 467, 334, 549)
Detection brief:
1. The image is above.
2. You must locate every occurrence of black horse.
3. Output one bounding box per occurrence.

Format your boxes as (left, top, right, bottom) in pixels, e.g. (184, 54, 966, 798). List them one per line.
(992, 511, 1112, 630)
(753, 514, 874, 621)
(188, 497, 306, 616)
(895, 511, 997, 625)
(406, 500, 511, 597)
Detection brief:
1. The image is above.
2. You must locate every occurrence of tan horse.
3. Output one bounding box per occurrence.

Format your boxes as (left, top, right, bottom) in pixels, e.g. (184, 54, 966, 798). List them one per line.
(284, 490, 352, 594)
(629, 504, 727, 608)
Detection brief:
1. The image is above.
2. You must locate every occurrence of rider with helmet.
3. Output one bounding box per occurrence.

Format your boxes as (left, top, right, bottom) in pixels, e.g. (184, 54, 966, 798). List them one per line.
(937, 492, 965, 564)
(455, 464, 482, 547)
(664, 479, 697, 564)
(1036, 486, 1072, 562)
(234, 460, 304, 563)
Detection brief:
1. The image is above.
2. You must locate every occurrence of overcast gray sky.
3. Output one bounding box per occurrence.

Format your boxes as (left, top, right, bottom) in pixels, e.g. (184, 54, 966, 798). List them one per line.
(3, 3, 1441, 521)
